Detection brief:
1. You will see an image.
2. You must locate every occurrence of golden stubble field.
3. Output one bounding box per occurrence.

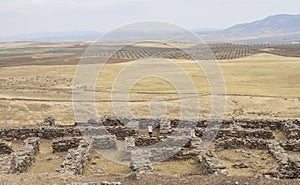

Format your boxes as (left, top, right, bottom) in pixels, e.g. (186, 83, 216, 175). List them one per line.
(0, 53, 299, 125)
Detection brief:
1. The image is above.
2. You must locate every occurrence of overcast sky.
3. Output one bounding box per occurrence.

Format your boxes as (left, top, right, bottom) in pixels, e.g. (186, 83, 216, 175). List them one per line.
(0, 0, 299, 37)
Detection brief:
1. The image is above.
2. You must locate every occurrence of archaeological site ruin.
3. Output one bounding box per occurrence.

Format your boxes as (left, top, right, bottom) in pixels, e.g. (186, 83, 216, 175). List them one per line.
(0, 116, 299, 182)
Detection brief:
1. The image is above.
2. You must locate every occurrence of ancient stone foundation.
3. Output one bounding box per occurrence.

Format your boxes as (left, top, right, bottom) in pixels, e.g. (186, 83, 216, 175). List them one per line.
(124, 137, 135, 160)
(91, 135, 117, 150)
(57, 141, 91, 175)
(134, 136, 162, 147)
(13, 137, 40, 173)
(266, 141, 300, 179)
(106, 126, 137, 140)
(280, 121, 300, 139)
(52, 137, 81, 153)
(0, 137, 40, 174)
(215, 137, 267, 150)
(198, 150, 228, 175)
(160, 118, 172, 134)
(0, 141, 13, 155)
(130, 149, 154, 174)
(280, 140, 300, 152)
(77, 125, 137, 140)
(216, 127, 274, 139)
(0, 127, 81, 140)
(0, 117, 300, 179)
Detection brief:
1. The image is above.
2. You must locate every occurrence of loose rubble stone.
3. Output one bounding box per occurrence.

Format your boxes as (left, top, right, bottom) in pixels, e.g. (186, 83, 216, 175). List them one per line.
(101, 182, 122, 185)
(43, 117, 55, 126)
(232, 162, 249, 168)
(69, 183, 98, 185)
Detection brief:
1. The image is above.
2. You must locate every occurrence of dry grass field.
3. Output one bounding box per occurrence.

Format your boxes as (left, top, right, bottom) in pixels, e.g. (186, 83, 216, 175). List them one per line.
(0, 51, 299, 125)
(0, 42, 300, 184)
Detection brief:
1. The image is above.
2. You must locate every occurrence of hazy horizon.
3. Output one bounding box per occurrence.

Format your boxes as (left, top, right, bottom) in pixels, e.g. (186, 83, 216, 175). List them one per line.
(0, 0, 300, 38)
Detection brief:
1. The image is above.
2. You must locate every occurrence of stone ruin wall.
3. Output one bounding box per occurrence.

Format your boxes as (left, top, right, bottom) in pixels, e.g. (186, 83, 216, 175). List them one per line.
(266, 141, 300, 178)
(198, 150, 228, 175)
(13, 137, 40, 173)
(0, 118, 298, 142)
(215, 137, 268, 150)
(0, 117, 299, 178)
(52, 137, 81, 153)
(57, 141, 91, 175)
(0, 141, 13, 155)
(280, 121, 300, 139)
(134, 136, 162, 147)
(280, 140, 300, 152)
(0, 137, 40, 174)
(0, 125, 137, 141)
(0, 126, 81, 141)
(91, 135, 117, 150)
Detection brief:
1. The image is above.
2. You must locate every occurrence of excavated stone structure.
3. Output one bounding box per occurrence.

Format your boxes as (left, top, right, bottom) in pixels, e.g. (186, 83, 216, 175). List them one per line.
(0, 117, 299, 179)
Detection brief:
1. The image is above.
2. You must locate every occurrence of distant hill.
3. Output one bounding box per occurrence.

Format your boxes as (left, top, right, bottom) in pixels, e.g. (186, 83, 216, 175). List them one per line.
(225, 14, 300, 35)
(200, 14, 300, 43)
(0, 31, 102, 42)
(1, 14, 300, 43)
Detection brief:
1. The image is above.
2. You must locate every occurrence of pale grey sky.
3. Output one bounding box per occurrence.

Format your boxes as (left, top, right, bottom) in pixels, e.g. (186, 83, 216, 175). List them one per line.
(0, 0, 299, 37)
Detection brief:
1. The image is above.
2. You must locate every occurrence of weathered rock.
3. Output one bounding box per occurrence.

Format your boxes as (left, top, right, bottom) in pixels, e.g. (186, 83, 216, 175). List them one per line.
(232, 162, 249, 168)
(43, 117, 55, 126)
(101, 182, 122, 185)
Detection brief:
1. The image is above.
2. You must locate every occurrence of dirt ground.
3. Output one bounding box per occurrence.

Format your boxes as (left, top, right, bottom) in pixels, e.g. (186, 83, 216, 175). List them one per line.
(217, 149, 278, 177)
(0, 53, 299, 125)
(0, 48, 299, 184)
(0, 173, 300, 185)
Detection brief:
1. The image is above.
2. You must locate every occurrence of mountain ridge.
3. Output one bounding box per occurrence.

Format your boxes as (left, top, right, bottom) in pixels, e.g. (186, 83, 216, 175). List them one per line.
(1, 14, 300, 43)
(202, 14, 300, 43)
